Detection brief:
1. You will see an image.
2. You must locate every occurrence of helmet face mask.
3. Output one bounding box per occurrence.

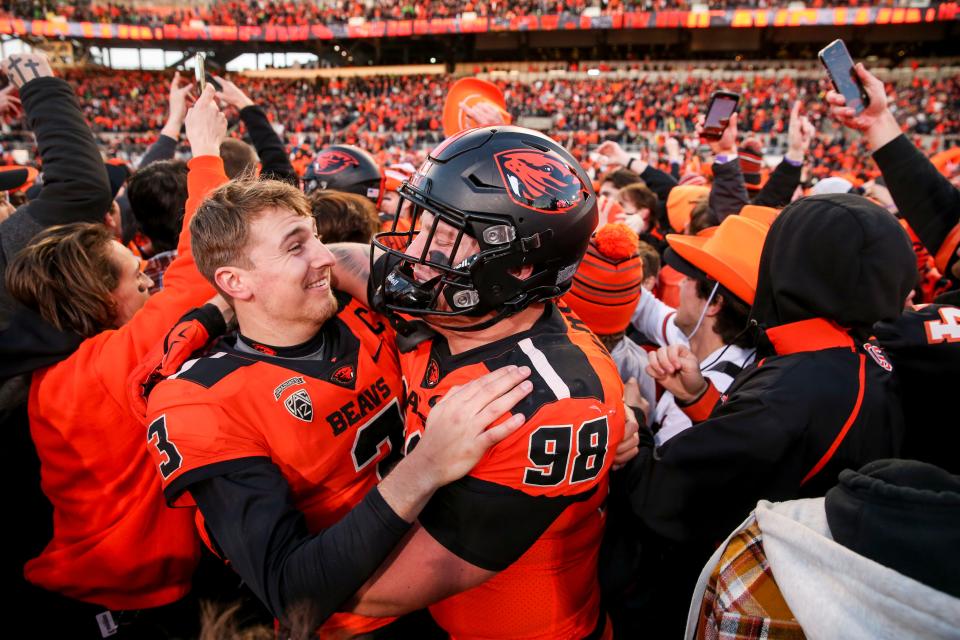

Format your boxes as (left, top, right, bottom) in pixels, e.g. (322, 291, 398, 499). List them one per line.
(374, 201, 517, 321)
(371, 126, 598, 331)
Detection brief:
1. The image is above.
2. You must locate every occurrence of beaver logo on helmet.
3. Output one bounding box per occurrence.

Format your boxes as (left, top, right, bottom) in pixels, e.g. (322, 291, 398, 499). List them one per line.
(494, 149, 583, 214)
(313, 150, 360, 175)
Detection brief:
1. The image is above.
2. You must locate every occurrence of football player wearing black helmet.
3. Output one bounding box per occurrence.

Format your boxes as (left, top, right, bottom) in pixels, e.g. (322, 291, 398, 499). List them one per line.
(370, 125, 599, 331)
(328, 126, 631, 640)
(302, 144, 385, 209)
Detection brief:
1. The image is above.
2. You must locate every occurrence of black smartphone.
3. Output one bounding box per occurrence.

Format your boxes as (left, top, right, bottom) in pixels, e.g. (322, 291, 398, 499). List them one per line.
(702, 91, 740, 140)
(818, 39, 869, 115)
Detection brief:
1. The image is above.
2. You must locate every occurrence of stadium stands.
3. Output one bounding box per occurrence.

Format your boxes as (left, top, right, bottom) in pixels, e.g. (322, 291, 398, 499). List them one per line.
(3, 64, 955, 183)
(3, 0, 939, 27)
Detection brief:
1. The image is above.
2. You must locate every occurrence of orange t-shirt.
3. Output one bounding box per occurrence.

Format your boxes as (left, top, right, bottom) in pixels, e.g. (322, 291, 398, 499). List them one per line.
(24, 156, 221, 609)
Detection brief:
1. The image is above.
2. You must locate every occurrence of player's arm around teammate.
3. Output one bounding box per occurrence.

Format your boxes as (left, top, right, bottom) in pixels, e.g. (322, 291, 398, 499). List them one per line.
(153, 357, 532, 632)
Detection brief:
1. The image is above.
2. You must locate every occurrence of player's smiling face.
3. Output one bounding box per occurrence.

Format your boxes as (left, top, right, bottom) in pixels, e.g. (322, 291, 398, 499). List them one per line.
(244, 207, 338, 326)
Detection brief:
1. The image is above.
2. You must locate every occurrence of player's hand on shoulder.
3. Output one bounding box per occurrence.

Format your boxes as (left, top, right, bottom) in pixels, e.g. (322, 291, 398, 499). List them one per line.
(207, 293, 234, 326)
(412, 365, 533, 486)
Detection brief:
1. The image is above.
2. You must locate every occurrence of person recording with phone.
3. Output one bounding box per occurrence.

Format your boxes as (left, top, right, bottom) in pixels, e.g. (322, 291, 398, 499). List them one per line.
(826, 61, 959, 296)
(703, 98, 815, 220)
(819, 39, 871, 116)
(0, 52, 115, 419)
(149, 55, 295, 185)
(825, 59, 960, 476)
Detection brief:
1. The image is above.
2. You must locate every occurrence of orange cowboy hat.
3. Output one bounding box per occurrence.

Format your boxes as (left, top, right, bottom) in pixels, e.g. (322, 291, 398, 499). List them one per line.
(666, 184, 710, 232)
(442, 77, 512, 138)
(738, 204, 779, 227)
(664, 214, 769, 305)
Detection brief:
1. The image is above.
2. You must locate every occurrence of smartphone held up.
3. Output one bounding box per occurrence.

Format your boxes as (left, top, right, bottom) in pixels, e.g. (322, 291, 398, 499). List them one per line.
(701, 91, 740, 140)
(193, 52, 206, 94)
(818, 39, 870, 115)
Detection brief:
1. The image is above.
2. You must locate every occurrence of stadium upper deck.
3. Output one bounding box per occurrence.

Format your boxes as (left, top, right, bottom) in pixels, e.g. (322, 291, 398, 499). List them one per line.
(1, 0, 957, 43)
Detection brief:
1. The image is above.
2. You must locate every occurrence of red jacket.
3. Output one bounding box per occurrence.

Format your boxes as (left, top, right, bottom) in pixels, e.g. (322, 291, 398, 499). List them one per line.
(23, 156, 224, 609)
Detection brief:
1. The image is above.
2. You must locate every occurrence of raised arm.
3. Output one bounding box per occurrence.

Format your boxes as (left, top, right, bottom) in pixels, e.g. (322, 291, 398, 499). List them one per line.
(596, 139, 678, 202)
(93, 85, 227, 400)
(215, 75, 297, 184)
(698, 112, 749, 222)
(752, 101, 812, 208)
(826, 63, 960, 260)
(138, 71, 193, 169)
(665, 137, 683, 181)
(1, 52, 111, 227)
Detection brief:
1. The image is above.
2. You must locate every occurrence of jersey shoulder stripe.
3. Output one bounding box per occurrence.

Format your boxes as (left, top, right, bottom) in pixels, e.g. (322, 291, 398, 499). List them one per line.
(170, 351, 255, 389)
(164, 298, 390, 392)
(518, 338, 570, 400)
(484, 332, 605, 421)
(163, 455, 269, 508)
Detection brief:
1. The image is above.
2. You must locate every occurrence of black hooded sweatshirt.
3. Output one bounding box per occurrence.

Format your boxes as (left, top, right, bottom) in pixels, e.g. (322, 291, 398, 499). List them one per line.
(0, 77, 110, 408)
(625, 194, 917, 546)
(871, 304, 960, 473)
(872, 134, 959, 288)
(825, 458, 960, 600)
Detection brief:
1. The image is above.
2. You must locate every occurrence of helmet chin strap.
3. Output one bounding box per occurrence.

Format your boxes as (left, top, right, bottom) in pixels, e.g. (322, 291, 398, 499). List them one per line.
(685, 280, 720, 340)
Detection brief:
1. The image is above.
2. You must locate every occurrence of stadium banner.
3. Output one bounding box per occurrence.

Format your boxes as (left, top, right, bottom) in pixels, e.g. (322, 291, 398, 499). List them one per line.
(0, 4, 956, 42)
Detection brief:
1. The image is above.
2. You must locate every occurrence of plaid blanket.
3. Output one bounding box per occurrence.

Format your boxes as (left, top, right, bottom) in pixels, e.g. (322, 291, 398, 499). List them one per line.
(696, 517, 805, 640)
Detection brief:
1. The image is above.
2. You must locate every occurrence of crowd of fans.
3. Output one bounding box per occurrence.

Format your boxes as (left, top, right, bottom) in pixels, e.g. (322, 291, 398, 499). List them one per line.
(4, 66, 957, 188)
(1, 0, 938, 27)
(0, 46, 958, 640)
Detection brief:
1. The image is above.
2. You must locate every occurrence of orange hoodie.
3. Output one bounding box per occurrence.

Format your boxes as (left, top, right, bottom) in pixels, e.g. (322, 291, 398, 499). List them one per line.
(23, 156, 224, 609)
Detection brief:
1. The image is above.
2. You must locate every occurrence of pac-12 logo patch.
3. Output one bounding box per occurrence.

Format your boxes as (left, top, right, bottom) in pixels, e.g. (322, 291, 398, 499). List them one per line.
(494, 149, 583, 213)
(284, 389, 314, 422)
(313, 150, 359, 175)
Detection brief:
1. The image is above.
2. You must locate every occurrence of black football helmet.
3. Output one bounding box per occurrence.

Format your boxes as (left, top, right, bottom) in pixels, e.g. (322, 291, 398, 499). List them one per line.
(302, 144, 384, 208)
(372, 125, 598, 331)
